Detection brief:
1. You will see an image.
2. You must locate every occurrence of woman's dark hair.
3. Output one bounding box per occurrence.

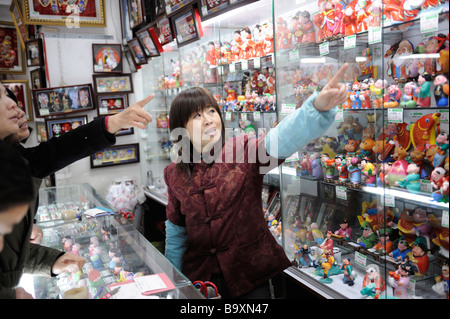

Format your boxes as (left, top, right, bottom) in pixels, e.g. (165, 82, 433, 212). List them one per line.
(0, 139, 34, 212)
(169, 87, 225, 176)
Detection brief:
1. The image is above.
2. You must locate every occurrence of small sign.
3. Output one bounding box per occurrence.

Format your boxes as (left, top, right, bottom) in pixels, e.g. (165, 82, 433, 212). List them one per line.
(420, 13, 439, 33)
(344, 35, 356, 49)
(388, 108, 403, 123)
(319, 42, 329, 56)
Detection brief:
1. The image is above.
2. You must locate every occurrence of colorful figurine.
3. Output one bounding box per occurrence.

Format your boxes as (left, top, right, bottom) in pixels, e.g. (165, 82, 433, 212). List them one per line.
(432, 262, 449, 299)
(409, 112, 441, 149)
(321, 153, 336, 180)
(434, 74, 449, 107)
(334, 219, 352, 240)
(320, 231, 334, 257)
(298, 11, 316, 44)
(369, 228, 393, 255)
(388, 259, 416, 299)
(361, 264, 386, 298)
(389, 238, 411, 262)
(408, 242, 430, 276)
(297, 244, 314, 267)
(350, 81, 361, 109)
(347, 156, 362, 186)
(340, 257, 355, 286)
(359, 79, 372, 109)
(335, 154, 349, 183)
(362, 160, 377, 186)
(384, 84, 402, 108)
(400, 81, 418, 108)
(430, 166, 449, 202)
(415, 72, 432, 107)
(357, 222, 377, 249)
(395, 163, 421, 193)
(370, 79, 387, 108)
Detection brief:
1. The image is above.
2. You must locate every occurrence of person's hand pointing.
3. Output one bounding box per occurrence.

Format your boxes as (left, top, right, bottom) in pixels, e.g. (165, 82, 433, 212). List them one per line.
(107, 94, 155, 133)
(314, 63, 349, 112)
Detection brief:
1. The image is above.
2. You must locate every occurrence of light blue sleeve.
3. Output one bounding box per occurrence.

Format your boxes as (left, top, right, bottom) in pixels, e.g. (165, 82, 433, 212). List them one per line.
(265, 91, 337, 159)
(165, 219, 188, 271)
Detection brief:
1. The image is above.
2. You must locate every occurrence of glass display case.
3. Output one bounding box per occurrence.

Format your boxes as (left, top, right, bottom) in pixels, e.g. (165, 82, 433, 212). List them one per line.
(274, 0, 449, 299)
(24, 184, 204, 299)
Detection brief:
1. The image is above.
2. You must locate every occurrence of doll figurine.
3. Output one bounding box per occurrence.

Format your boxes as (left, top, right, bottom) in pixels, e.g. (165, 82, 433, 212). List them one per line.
(335, 219, 352, 240)
(299, 152, 312, 176)
(309, 222, 324, 244)
(400, 81, 418, 108)
(320, 231, 334, 256)
(408, 242, 429, 276)
(298, 11, 316, 44)
(357, 222, 377, 249)
(415, 72, 432, 107)
(350, 81, 361, 109)
(90, 246, 103, 270)
(359, 138, 375, 162)
(340, 258, 355, 286)
(321, 153, 336, 180)
(384, 84, 402, 108)
(361, 264, 386, 298)
(370, 79, 387, 108)
(434, 74, 449, 107)
(206, 41, 217, 66)
(275, 17, 292, 51)
(389, 238, 411, 262)
(359, 79, 372, 109)
(395, 163, 421, 193)
(345, 139, 360, 158)
(388, 259, 416, 299)
(335, 155, 349, 183)
(362, 161, 376, 186)
(409, 112, 441, 149)
(354, 0, 370, 33)
(297, 244, 314, 267)
(430, 167, 449, 202)
(347, 156, 362, 186)
(342, 83, 352, 109)
(62, 236, 73, 252)
(72, 243, 81, 256)
(432, 262, 449, 299)
(320, 250, 335, 282)
(310, 153, 323, 179)
(369, 229, 393, 255)
(436, 132, 449, 153)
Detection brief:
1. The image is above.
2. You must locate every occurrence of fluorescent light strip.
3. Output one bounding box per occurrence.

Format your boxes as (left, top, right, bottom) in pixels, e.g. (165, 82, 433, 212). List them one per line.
(300, 57, 326, 64)
(399, 53, 440, 59)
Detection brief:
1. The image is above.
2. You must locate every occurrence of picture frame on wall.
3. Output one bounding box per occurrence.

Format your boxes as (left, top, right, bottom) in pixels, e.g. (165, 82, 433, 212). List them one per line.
(0, 21, 25, 74)
(126, 0, 146, 29)
(93, 74, 134, 94)
(25, 38, 45, 67)
(297, 195, 318, 227)
(154, 15, 173, 46)
(2, 80, 33, 121)
(136, 28, 161, 58)
(33, 83, 96, 118)
(35, 120, 47, 142)
(97, 94, 129, 115)
(315, 202, 338, 235)
(123, 45, 138, 73)
(30, 67, 47, 89)
(90, 143, 140, 169)
(172, 7, 202, 47)
(119, 0, 134, 42)
(199, 0, 229, 19)
(164, 0, 195, 16)
(45, 115, 88, 139)
(23, 0, 106, 27)
(92, 43, 123, 73)
(9, 0, 29, 49)
(266, 190, 281, 221)
(127, 38, 148, 65)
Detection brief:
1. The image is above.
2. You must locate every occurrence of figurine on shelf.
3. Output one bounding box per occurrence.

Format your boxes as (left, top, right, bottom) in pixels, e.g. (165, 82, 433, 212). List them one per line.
(298, 11, 316, 44)
(310, 153, 323, 179)
(309, 222, 324, 244)
(400, 81, 418, 108)
(340, 257, 355, 286)
(299, 152, 312, 176)
(408, 242, 430, 276)
(262, 21, 274, 56)
(434, 74, 449, 107)
(389, 238, 411, 262)
(395, 163, 421, 193)
(297, 244, 314, 268)
(361, 264, 386, 298)
(206, 41, 217, 66)
(275, 17, 292, 51)
(345, 138, 360, 159)
(62, 236, 74, 252)
(321, 153, 336, 180)
(384, 84, 402, 108)
(90, 246, 103, 270)
(386, 40, 417, 82)
(320, 231, 334, 256)
(388, 259, 416, 299)
(432, 262, 449, 299)
(335, 154, 349, 183)
(370, 79, 387, 108)
(360, 138, 375, 162)
(350, 81, 361, 109)
(320, 250, 335, 283)
(430, 166, 449, 202)
(415, 72, 432, 107)
(359, 79, 372, 109)
(357, 222, 377, 249)
(397, 206, 440, 249)
(334, 219, 352, 240)
(362, 160, 377, 187)
(410, 112, 441, 149)
(369, 228, 393, 255)
(436, 132, 449, 153)
(342, 83, 353, 109)
(409, 145, 428, 178)
(347, 156, 362, 186)
(355, 0, 370, 33)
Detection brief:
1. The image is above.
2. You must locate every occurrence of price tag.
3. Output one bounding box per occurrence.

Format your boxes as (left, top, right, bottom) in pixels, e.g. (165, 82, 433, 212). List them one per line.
(225, 112, 232, 121)
(380, 194, 395, 207)
(253, 111, 261, 121)
(165, 5, 171, 14)
(289, 50, 299, 61)
(229, 63, 236, 73)
(201, 6, 208, 16)
(442, 210, 449, 228)
(319, 42, 329, 56)
(241, 113, 247, 121)
(388, 108, 403, 123)
(253, 57, 261, 68)
(335, 109, 344, 122)
(420, 13, 439, 33)
(281, 103, 295, 116)
(336, 186, 347, 200)
(354, 251, 367, 268)
(241, 59, 248, 70)
(368, 26, 381, 44)
(285, 152, 299, 162)
(344, 35, 356, 49)
(217, 66, 223, 75)
(40, 108, 50, 116)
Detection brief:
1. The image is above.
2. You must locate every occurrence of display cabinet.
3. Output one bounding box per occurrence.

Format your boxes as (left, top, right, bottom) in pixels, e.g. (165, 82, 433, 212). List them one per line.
(274, 0, 449, 299)
(23, 184, 203, 299)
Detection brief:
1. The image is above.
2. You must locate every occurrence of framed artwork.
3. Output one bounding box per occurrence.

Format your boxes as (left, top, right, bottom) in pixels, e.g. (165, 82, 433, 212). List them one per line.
(126, 0, 146, 29)
(93, 74, 134, 94)
(136, 28, 160, 58)
(172, 7, 202, 47)
(23, 0, 106, 27)
(9, 0, 29, 49)
(30, 67, 47, 89)
(33, 84, 95, 118)
(119, 0, 133, 42)
(0, 21, 25, 74)
(267, 190, 281, 221)
(90, 143, 140, 168)
(97, 94, 128, 115)
(154, 15, 173, 46)
(2, 80, 33, 122)
(199, 0, 229, 19)
(123, 45, 138, 73)
(35, 121, 47, 142)
(315, 202, 338, 235)
(94, 116, 134, 136)
(92, 43, 123, 73)
(127, 38, 147, 65)
(45, 115, 88, 139)
(298, 195, 318, 227)
(25, 38, 45, 67)
(146, 0, 165, 22)
(284, 195, 300, 222)
(165, 0, 195, 16)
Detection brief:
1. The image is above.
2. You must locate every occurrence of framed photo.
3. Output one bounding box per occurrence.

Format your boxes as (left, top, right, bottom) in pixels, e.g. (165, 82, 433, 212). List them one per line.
(126, 0, 146, 29)
(23, 0, 106, 27)
(9, 0, 29, 49)
(2, 80, 33, 122)
(146, 0, 165, 22)
(30, 67, 47, 89)
(165, 0, 195, 16)
(25, 38, 44, 67)
(33, 84, 95, 118)
(267, 190, 281, 221)
(35, 120, 47, 142)
(92, 43, 123, 73)
(90, 143, 140, 168)
(45, 115, 88, 139)
(172, 7, 202, 47)
(199, 0, 229, 19)
(123, 45, 138, 73)
(93, 74, 134, 94)
(97, 94, 128, 115)
(119, 0, 134, 42)
(315, 202, 338, 234)
(298, 195, 318, 227)
(154, 16, 173, 46)
(127, 38, 147, 65)
(0, 21, 25, 74)
(136, 28, 160, 58)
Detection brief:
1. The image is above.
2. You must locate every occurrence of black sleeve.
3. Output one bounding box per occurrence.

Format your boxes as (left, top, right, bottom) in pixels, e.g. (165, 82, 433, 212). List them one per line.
(18, 117, 116, 178)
